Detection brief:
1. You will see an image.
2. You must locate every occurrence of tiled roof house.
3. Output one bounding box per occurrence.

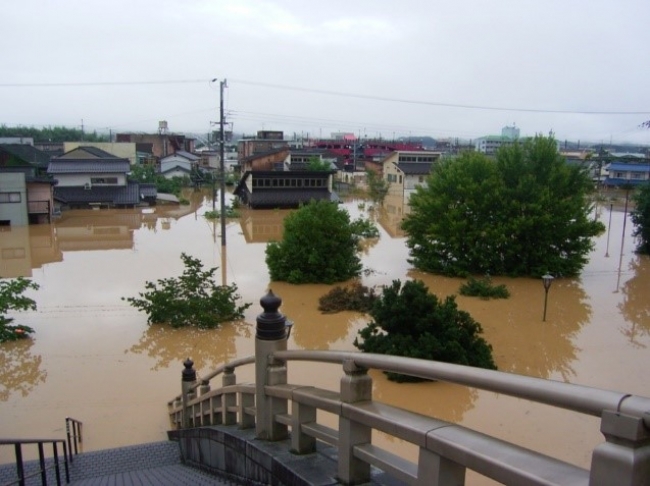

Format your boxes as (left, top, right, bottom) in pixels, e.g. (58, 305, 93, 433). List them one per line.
(48, 146, 156, 209)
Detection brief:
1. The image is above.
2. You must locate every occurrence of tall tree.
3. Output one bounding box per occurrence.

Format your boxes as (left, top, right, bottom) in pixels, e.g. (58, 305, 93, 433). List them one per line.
(631, 183, 650, 255)
(266, 200, 364, 284)
(402, 136, 604, 277)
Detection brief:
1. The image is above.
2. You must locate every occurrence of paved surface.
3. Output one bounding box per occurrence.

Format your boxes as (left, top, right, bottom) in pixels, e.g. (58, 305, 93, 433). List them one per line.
(69, 463, 234, 485)
(0, 441, 231, 486)
(1, 433, 406, 485)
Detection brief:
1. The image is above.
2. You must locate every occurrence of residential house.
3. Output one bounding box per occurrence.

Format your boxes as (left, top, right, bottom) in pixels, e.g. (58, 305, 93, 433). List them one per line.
(48, 146, 156, 210)
(0, 144, 56, 225)
(64, 142, 139, 165)
(382, 150, 441, 213)
(603, 153, 650, 187)
(160, 150, 200, 179)
(234, 169, 337, 209)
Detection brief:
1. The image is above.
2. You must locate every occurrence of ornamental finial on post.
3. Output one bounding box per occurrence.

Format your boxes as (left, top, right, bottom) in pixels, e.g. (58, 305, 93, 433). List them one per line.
(256, 290, 287, 340)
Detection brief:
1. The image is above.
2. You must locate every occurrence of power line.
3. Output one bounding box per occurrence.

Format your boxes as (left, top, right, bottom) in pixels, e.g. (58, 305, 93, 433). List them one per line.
(230, 79, 650, 116)
(2, 77, 649, 116)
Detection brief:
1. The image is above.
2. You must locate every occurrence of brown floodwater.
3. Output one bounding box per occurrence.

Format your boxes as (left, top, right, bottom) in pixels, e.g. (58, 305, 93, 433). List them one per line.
(1, 189, 648, 485)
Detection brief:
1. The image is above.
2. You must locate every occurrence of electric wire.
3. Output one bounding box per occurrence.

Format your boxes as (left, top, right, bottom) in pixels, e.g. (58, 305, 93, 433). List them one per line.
(2, 77, 648, 116)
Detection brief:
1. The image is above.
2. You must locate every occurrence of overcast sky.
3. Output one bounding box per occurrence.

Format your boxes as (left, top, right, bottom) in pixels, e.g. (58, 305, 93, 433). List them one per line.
(3, 0, 650, 145)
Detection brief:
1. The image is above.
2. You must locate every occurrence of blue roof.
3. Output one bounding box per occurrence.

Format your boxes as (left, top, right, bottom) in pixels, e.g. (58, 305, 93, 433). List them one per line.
(608, 163, 650, 173)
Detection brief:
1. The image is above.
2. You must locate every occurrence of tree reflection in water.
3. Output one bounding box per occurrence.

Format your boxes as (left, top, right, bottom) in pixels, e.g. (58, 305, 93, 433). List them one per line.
(269, 282, 359, 350)
(127, 321, 251, 372)
(618, 255, 650, 347)
(372, 373, 478, 425)
(407, 270, 592, 382)
(0, 339, 47, 401)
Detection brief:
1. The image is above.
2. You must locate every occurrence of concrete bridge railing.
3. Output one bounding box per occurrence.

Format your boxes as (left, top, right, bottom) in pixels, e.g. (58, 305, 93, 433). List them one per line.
(168, 291, 650, 486)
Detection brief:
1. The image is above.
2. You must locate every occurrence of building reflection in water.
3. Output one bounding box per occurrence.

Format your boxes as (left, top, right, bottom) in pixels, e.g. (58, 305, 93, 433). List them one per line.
(377, 194, 407, 238)
(239, 209, 286, 243)
(0, 338, 47, 401)
(0, 225, 62, 278)
(0, 203, 204, 278)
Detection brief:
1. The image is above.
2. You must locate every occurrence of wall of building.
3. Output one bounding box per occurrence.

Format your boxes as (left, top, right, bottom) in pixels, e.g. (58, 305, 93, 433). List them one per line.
(0, 172, 28, 226)
(55, 173, 127, 187)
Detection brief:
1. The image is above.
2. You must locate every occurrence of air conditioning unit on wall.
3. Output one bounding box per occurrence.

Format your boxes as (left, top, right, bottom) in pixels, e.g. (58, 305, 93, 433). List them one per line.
(84, 183, 91, 190)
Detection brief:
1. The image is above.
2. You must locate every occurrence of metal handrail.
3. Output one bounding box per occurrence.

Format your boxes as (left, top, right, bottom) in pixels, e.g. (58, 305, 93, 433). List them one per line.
(65, 418, 83, 459)
(272, 349, 650, 426)
(0, 439, 69, 486)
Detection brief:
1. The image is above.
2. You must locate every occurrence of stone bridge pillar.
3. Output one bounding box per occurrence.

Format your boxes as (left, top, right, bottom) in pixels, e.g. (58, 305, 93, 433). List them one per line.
(255, 290, 288, 441)
(181, 358, 197, 429)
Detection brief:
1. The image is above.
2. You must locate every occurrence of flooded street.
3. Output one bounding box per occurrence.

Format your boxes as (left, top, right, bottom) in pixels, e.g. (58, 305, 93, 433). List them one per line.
(1, 189, 649, 484)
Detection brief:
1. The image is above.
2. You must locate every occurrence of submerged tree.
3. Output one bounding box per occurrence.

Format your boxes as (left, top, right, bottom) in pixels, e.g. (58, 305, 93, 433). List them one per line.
(265, 200, 365, 284)
(402, 136, 604, 277)
(123, 253, 250, 328)
(0, 278, 39, 343)
(354, 279, 496, 382)
(631, 183, 650, 255)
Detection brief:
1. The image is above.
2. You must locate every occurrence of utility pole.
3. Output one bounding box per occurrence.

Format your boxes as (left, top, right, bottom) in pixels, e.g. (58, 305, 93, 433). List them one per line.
(219, 79, 227, 249)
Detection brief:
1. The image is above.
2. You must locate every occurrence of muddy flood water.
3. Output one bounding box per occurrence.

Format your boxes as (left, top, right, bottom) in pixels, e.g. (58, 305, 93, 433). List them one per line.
(1, 189, 649, 484)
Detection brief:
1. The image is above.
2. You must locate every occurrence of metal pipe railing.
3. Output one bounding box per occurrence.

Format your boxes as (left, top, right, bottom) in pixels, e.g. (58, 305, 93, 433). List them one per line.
(0, 438, 70, 486)
(65, 418, 83, 459)
(272, 349, 650, 426)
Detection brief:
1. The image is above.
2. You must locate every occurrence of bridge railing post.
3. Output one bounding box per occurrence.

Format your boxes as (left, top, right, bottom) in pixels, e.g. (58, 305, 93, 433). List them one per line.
(181, 358, 197, 429)
(222, 366, 237, 425)
(589, 410, 650, 485)
(199, 381, 211, 426)
(338, 359, 372, 485)
(255, 290, 289, 441)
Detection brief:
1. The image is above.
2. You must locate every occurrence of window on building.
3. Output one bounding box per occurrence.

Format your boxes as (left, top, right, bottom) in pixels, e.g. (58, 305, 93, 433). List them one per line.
(90, 177, 118, 184)
(399, 175, 402, 184)
(0, 192, 21, 203)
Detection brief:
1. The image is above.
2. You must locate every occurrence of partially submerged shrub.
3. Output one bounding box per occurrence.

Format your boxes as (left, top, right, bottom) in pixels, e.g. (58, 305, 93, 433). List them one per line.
(354, 279, 497, 382)
(123, 253, 251, 328)
(459, 276, 510, 300)
(318, 282, 378, 313)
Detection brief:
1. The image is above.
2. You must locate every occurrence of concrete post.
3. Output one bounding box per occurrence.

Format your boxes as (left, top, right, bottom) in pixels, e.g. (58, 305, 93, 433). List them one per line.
(222, 367, 237, 425)
(181, 358, 197, 429)
(590, 410, 650, 485)
(255, 290, 288, 440)
(199, 381, 210, 426)
(338, 359, 372, 485)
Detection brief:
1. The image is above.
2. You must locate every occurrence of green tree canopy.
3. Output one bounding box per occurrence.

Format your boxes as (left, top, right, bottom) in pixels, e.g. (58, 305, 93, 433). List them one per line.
(402, 135, 604, 277)
(631, 183, 650, 255)
(307, 156, 333, 171)
(354, 279, 496, 382)
(0, 278, 39, 342)
(0, 124, 107, 143)
(266, 200, 364, 284)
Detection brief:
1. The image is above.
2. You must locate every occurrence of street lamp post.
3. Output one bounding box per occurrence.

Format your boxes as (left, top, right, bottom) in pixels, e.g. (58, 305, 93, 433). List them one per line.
(542, 274, 554, 322)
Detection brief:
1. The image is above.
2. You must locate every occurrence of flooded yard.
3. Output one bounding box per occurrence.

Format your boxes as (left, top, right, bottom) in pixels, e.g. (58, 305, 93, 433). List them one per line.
(1, 189, 649, 484)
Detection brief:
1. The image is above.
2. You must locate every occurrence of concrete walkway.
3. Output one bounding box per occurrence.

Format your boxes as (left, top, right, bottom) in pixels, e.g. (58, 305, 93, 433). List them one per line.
(0, 441, 231, 486)
(69, 463, 233, 485)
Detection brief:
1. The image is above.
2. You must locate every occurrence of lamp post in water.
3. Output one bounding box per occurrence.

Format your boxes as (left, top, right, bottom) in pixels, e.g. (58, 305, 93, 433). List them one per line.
(542, 274, 554, 322)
